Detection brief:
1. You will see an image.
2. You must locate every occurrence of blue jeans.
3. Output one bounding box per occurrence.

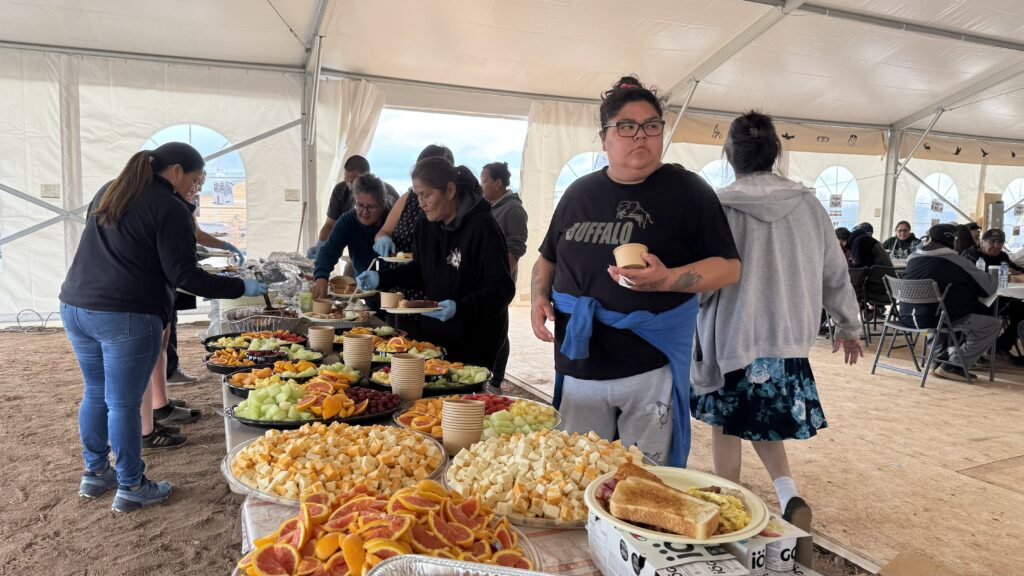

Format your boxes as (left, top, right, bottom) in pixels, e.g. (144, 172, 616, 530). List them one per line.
(61, 303, 163, 488)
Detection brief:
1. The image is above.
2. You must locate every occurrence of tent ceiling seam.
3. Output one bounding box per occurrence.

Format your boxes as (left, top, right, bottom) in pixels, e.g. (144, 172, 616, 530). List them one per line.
(264, 0, 306, 49)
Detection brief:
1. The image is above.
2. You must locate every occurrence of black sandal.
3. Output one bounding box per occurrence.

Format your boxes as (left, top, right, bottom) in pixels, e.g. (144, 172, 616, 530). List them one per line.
(155, 405, 201, 425)
(167, 397, 187, 408)
(142, 428, 186, 451)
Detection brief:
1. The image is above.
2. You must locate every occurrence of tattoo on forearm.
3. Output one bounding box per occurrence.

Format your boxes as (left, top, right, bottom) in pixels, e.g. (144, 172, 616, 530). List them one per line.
(671, 269, 703, 292)
(531, 264, 552, 303)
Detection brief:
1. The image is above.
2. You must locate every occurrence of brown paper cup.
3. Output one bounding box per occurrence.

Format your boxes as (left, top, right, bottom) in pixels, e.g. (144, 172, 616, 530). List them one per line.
(312, 299, 334, 314)
(613, 243, 648, 269)
(442, 427, 482, 455)
(342, 333, 373, 373)
(380, 292, 405, 308)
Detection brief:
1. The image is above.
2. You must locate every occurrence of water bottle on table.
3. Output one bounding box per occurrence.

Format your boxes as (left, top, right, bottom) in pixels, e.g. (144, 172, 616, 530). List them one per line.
(977, 257, 986, 271)
(999, 262, 1009, 288)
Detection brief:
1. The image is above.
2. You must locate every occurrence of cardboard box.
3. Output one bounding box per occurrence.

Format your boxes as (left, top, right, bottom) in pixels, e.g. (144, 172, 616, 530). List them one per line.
(878, 552, 960, 576)
(588, 509, 748, 576)
(721, 515, 810, 576)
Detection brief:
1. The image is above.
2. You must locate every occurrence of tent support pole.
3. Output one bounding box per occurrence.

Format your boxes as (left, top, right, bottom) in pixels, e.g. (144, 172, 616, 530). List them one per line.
(0, 182, 85, 224)
(896, 109, 942, 178)
(663, 81, 697, 159)
(903, 166, 973, 223)
(0, 214, 69, 247)
(880, 131, 902, 235)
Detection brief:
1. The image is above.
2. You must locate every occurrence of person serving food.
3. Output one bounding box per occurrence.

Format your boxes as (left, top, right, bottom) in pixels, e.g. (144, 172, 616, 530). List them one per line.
(356, 157, 515, 369)
(531, 75, 741, 467)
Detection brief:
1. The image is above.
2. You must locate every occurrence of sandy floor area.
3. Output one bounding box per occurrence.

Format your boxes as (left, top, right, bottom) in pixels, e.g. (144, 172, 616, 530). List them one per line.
(506, 304, 1024, 576)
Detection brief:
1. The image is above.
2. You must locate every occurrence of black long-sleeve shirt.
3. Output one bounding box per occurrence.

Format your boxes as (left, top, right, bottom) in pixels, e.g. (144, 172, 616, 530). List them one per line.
(379, 195, 515, 367)
(60, 176, 244, 324)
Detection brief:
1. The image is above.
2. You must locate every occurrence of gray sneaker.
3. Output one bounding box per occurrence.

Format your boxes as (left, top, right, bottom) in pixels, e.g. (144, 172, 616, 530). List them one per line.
(167, 368, 198, 384)
(80, 466, 118, 498)
(111, 476, 172, 512)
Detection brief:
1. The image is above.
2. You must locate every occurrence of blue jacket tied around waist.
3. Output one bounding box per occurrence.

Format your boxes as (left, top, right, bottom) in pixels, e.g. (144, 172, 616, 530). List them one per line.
(550, 290, 698, 467)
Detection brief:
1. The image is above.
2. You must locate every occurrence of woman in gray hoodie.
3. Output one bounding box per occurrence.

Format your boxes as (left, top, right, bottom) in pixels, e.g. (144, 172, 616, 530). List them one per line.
(690, 112, 863, 536)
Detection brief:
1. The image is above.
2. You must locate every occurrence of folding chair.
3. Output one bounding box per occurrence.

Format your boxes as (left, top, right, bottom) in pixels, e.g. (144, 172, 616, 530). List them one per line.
(861, 265, 900, 345)
(823, 267, 868, 343)
(871, 277, 974, 387)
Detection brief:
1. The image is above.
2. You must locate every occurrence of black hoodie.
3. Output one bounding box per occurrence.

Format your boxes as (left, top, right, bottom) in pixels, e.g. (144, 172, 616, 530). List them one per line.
(379, 195, 515, 367)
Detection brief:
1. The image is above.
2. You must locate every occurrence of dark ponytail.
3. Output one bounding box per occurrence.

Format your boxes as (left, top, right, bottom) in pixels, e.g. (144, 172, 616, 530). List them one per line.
(599, 75, 664, 128)
(483, 161, 511, 187)
(724, 111, 782, 175)
(411, 158, 482, 199)
(93, 142, 205, 227)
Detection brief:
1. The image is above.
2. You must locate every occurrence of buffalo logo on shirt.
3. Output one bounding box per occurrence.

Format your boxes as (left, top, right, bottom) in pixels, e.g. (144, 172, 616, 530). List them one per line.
(616, 201, 653, 229)
(562, 200, 654, 245)
(447, 248, 462, 270)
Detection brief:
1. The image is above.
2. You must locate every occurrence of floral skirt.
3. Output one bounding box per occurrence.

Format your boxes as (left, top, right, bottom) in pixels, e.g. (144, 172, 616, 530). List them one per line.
(690, 358, 827, 441)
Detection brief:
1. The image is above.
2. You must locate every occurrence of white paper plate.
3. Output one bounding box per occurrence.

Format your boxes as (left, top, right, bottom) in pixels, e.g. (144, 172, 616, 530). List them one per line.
(329, 290, 378, 299)
(583, 465, 770, 544)
(381, 307, 441, 315)
(380, 256, 414, 264)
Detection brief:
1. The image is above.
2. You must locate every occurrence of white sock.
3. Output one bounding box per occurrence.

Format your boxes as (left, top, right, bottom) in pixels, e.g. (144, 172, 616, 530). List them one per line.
(773, 476, 799, 512)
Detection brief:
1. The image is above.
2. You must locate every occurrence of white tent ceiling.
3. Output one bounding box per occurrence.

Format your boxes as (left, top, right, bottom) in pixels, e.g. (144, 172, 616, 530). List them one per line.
(2, 0, 1023, 142)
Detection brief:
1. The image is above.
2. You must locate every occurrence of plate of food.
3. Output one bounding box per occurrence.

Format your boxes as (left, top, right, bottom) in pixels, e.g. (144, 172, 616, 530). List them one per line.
(369, 362, 491, 396)
(380, 252, 414, 264)
(204, 348, 263, 374)
(202, 330, 306, 352)
(584, 463, 769, 544)
(372, 336, 445, 362)
(224, 383, 402, 430)
(381, 298, 441, 314)
(393, 394, 560, 440)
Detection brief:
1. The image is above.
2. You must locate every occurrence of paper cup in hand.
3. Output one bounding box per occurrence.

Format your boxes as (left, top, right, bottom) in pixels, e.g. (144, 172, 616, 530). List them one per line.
(311, 298, 333, 314)
(613, 243, 648, 269)
(380, 292, 405, 308)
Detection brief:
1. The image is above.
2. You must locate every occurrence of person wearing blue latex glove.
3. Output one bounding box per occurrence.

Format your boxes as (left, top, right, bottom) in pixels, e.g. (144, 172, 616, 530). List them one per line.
(242, 279, 268, 296)
(306, 240, 325, 260)
(422, 299, 456, 321)
(373, 235, 396, 257)
(222, 241, 245, 266)
(356, 270, 379, 291)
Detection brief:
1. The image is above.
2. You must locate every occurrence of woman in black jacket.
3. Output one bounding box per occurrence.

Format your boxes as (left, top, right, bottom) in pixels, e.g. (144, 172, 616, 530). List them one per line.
(357, 157, 515, 368)
(60, 142, 266, 512)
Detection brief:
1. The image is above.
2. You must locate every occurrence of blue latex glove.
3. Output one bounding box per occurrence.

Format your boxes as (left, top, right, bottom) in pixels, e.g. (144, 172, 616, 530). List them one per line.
(356, 270, 379, 291)
(242, 279, 268, 296)
(306, 240, 325, 259)
(422, 299, 456, 322)
(222, 241, 245, 266)
(373, 235, 396, 257)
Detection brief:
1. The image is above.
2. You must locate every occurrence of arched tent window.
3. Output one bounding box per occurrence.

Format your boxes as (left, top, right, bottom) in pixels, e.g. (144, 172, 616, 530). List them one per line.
(697, 159, 736, 190)
(143, 125, 247, 252)
(554, 152, 607, 207)
(1004, 177, 1024, 251)
(813, 165, 859, 230)
(913, 172, 959, 233)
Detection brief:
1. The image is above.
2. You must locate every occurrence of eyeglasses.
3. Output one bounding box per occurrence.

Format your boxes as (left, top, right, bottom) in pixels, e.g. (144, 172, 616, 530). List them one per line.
(355, 203, 381, 213)
(896, 228, 910, 233)
(602, 119, 666, 138)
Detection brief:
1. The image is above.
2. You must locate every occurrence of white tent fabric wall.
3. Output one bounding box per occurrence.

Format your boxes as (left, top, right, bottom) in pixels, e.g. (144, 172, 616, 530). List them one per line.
(518, 99, 604, 304)
(76, 58, 304, 259)
(893, 158, 983, 227)
(0, 49, 64, 318)
(787, 152, 888, 230)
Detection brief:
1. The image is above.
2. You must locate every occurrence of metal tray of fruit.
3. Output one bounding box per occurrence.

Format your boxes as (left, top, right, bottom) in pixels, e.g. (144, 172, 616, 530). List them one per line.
(222, 403, 400, 429)
(393, 394, 560, 439)
(365, 534, 543, 575)
(202, 331, 307, 352)
(220, 432, 447, 507)
(222, 370, 317, 399)
(203, 352, 269, 375)
(367, 367, 489, 396)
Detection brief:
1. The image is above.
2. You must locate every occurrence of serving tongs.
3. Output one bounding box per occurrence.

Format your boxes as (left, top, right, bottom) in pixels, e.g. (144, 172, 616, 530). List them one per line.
(253, 270, 279, 312)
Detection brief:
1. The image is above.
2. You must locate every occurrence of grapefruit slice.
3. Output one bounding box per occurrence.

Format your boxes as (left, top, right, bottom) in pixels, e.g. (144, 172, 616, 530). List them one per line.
(323, 510, 359, 533)
(305, 381, 333, 395)
(341, 533, 366, 573)
(493, 549, 534, 570)
(415, 479, 447, 499)
(251, 543, 300, 576)
(433, 550, 456, 560)
(427, 512, 474, 548)
(364, 538, 410, 559)
(351, 399, 369, 416)
(357, 515, 412, 541)
(457, 495, 480, 518)
(276, 518, 309, 550)
(468, 539, 491, 561)
(409, 523, 448, 554)
(337, 496, 386, 516)
(311, 552, 349, 576)
(297, 556, 322, 576)
(443, 499, 485, 531)
(237, 550, 254, 571)
(304, 493, 331, 507)
(296, 394, 318, 411)
(494, 521, 516, 550)
(397, 494, 441, 513)
(303, 502, 330, 525)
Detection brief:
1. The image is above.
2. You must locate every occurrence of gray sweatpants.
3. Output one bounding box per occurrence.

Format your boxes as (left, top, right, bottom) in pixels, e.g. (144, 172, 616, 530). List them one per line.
(948, 313, 1002, 369)
(560, 364, 673, 465)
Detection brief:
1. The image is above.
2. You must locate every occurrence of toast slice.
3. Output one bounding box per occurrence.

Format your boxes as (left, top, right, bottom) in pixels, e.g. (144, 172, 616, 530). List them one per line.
(609, 477, 720, 539)
(613, 462, 664, 484)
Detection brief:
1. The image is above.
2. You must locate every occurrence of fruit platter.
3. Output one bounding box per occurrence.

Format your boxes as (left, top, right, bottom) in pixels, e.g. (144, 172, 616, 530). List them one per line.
(224, 361, 358, 398)
(205, 348, 259, 374)
(203, 330, 306, 352)
(372, 337, 444, 363)
(393, 394, 560, 440)
(369, 362, 492, 396)
(446, 429, 644, 528)
(233, 481, 539, 576)
(225, 380, 401, 429)
(333, 326, 406, 352)
(223, 423, 447, 505)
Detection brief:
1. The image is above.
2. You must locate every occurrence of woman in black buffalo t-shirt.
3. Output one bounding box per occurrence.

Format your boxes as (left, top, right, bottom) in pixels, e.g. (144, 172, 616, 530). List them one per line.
(532, 76, 741, 464)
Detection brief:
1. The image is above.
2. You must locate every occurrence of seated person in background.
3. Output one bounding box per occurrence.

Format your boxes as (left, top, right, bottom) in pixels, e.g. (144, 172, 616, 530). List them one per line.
(311, 174, 390, 300)
(962, 229, 1024, 275)
(901, 224, 1000, 382)
(835, 227, 853, 265)
(966, 222, 982, 245)
(882, 221, 918, 259)
(310, 155, 399, 258)
(954, 224, 978, 254)
(848, 222, 893, 268)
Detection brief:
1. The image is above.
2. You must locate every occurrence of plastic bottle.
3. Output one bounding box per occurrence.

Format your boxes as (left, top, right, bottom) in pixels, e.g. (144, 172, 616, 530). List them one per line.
(977, 257, 986, 271)
(298, 281, 313, 313)
(999, 262, 1009, 289)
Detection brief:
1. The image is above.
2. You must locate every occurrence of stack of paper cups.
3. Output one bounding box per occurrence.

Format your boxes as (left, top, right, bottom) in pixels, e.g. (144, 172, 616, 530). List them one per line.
(342, 333, 373, 377)
(307, 326, 335, 355)
(441, 399, 485, 455)
(390, 353, 425, 402)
